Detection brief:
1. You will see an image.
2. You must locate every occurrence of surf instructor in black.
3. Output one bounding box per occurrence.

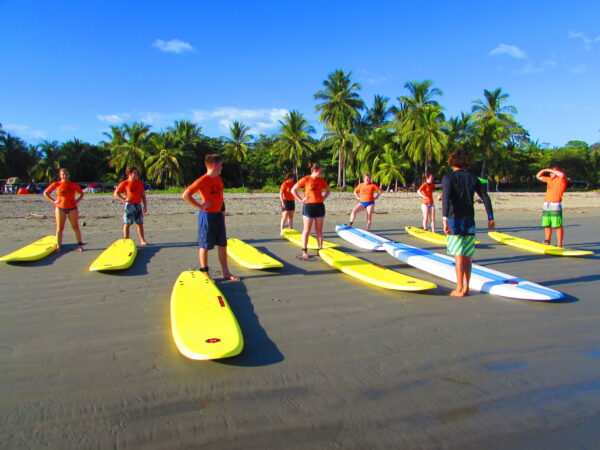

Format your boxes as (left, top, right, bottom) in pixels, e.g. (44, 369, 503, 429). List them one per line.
(441, 150, 495, 297)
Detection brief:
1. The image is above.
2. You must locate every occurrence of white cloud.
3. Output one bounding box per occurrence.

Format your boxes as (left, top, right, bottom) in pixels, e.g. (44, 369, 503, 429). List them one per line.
(192, 107, 288, 134)
(97, 114, 128, 123)
(569, 30, 600, 50)
(489, 43, 528, 59)
(569, 64, 587, 75)
(517, 59, 559, 74)
(3, 124, 46, 139)
(153, 38, 194, 54)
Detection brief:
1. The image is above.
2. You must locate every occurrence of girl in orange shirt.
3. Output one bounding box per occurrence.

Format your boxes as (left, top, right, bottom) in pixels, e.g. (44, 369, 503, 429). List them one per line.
(291, 163, 330, 260)
(43, 168, 84, 251)
(417, 173, 436, 232)
(279, 172, 296, 235)
(348, 174, 381, 230)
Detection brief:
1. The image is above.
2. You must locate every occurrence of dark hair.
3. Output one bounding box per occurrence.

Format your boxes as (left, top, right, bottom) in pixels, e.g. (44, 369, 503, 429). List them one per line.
(205, 154, 223, 165)
(447, 151, 470, 169)
(285, 172, 294, 181)
(423, 172, 433, 181)
(310, 163, 322, 172)
(126, 167, 138, 175)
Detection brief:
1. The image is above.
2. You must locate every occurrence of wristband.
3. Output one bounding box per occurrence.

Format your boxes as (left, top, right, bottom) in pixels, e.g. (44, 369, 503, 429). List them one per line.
(488, 215, 494, 220)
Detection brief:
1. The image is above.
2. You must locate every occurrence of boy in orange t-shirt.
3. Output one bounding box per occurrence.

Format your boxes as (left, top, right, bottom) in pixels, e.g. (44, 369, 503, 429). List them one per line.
(536, 167, 568, 247)
(347, 174, 381, 231)
(182, 154, 238, 281)
(114, 167, 148, 245)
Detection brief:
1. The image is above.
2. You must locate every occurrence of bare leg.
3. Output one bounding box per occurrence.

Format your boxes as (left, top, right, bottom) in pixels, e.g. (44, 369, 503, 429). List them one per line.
(301, 215, 313, 259)
(421, 204, 429, 229)
(365, 204, 375, 231)
(544, 227, 552, 244)
(66, 209, 83, 251)
(54, 208, 67, 249)
(556, 227, 564, 247)
(218, 245, 238, 280)
(280, 211, 287, 234)
(122, 224, 130, 239)
(199, 247, 208, 270)
(450, 255, 470, 297)
(430, 206, 436, 233)
(287, 210, 294, 230)
(314, 216, 325, 249)
(349, 203, 365, 226)
(135, 224, 148, 245)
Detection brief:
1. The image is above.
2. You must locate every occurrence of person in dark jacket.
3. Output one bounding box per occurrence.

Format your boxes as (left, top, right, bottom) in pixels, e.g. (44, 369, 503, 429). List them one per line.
(441, 151, 495, 297)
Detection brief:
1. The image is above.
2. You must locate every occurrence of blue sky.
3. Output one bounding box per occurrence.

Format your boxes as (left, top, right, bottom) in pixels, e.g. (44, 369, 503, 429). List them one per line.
(1, 0, 599, 147)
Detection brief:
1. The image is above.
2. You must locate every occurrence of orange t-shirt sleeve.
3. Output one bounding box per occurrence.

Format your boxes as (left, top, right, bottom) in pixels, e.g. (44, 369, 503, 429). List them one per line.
(188, 175, 223, 212)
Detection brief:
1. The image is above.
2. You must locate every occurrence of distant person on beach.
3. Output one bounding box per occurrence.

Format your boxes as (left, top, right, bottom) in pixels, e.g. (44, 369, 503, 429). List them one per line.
(182, 154, 238, 281)
(279, 172, 296, 235)
(43, 168, 85, 252)
(536, 166, 567, 247)
(114, 167, 148, 246)
(291, 163, 330, 260)
(417, 173, 436, 232)
(347, 174, 381, 231)
(442, 151, 495, 297)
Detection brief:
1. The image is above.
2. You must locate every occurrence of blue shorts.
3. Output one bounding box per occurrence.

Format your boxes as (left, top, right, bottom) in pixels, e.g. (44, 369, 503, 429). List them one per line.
(360, 201, 375, 207)
(123, 203, 144, 225)
(446, 217, 476, 236)
(198, 211, 227, 250)
(303, 203, 325, 219)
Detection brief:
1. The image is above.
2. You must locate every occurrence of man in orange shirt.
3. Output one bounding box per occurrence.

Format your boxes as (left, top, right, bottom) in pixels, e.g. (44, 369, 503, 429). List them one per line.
(182, 154, 238, 281)
(348, 174, 381, 231)
(114, 167, 148, 245)
(536, 167, 568, 247)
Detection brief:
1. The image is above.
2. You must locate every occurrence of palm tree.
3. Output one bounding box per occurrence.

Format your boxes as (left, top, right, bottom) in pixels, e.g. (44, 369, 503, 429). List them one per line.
(104, 122, 153, 176)
(223, 121, 252, 187)
(146, 133, 185, 187)
(443, 112, 476, 155)
(274, 111, 315, 179)
(366, 95, 392, 129)
(374, 148, 410, 192)
(394, 80, 443, 125)
(403, 105, 447, 175)
(356, 122, 395, 178)
(314, 69, 365, 187)
(319, 125, 360, 189)
(471, 88, 517, 177)
(31, 140, 62, 181)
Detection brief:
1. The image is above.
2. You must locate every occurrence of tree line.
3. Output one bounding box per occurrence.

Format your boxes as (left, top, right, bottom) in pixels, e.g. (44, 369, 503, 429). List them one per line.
(2, 70, 599, 191)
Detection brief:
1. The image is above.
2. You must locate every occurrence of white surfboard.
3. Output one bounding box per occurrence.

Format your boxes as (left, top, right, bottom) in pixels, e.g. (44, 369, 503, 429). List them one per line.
(380, 239, 564, 301)
(335, 225, 391, 251)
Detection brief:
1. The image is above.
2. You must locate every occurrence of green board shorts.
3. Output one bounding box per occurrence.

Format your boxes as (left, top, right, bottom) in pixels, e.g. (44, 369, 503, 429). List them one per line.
(542, 202, 563, 228)
(447, 235, 476, 257)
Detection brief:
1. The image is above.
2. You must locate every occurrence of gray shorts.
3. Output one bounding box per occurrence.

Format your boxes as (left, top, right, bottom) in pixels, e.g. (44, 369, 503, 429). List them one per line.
(123, 203, 144, 225)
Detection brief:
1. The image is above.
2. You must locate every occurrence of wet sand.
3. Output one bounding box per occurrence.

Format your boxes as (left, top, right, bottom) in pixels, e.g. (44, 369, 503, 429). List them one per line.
(1, 192, 599, 449)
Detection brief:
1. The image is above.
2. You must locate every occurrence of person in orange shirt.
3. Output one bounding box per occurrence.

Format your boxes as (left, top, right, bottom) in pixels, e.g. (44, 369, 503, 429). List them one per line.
(536, 167, 568, 247)
(417, 173, 436, 232)
(182, 154, 238, 281)
(43, 168, 85, 251)
(291, 163, 330, 260)
(114, 167, 148, 245)
(347, 174, 382, 231)
(279, 172, 296, 235)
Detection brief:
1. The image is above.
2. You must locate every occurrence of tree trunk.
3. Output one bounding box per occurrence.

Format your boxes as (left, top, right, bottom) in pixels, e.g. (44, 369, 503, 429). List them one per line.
(337, 149, 343, 187)
(480, 157, 487, 179)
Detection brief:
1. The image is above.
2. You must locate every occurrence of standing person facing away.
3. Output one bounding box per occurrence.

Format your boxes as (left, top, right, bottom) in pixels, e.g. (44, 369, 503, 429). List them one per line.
(181, 154, 238, 281)
(114, 167, 148, 245)
(442, 151, 495, 297)
(279, 172, 296, 235)
(43, 168, 85, 252)
(417, 173, 436, 232)
(348, 173, 381, 231)
(291, 163, 330, 260)
(535, 167, 567, 247)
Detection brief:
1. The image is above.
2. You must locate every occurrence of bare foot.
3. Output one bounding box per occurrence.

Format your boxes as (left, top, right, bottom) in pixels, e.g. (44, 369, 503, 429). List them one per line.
(301, 252, 309, 260)
(449, 289, 465, 297)
(77, 245, 84, 252)
(140, 241, 148, 246)
(222, 272, 240, 281)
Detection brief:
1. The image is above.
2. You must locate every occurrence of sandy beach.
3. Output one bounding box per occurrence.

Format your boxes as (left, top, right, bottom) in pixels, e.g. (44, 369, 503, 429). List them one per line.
(1, 191, 599, 449)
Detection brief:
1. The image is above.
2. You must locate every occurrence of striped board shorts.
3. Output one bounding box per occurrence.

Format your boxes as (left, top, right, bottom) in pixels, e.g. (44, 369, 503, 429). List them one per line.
(447, 235, 476, 257)
(542, 202, 563, 228)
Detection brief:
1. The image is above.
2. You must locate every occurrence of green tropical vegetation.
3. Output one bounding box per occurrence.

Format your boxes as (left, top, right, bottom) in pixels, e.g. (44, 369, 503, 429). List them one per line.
(1, 69, 599, 191)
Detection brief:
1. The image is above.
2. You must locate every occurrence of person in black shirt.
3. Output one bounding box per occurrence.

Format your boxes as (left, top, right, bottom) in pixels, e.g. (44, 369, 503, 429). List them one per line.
(442, 151, 495, 297)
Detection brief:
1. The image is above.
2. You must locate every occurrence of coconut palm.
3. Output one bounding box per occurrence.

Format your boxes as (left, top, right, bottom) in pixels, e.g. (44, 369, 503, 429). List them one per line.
(374, 148, 410, 192)
(314, 69, 365, 187)
(223, 121, 252, 187)
(356, 123, 395, 178)
(403, 105, 447, 175)
(366, 95, 392, 129)
(31, 140, 62, 181)
(104, 122, 153, 176)
(319, 125, 360, 188)
(394, 80, 443, 125)
(274, 111, 315, 179)
(146, 132, 185, 187)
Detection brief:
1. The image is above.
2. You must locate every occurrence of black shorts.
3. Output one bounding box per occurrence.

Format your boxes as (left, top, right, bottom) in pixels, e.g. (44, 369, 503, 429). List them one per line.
(302, 202, 325, 219)
(281, 200, 295, 212)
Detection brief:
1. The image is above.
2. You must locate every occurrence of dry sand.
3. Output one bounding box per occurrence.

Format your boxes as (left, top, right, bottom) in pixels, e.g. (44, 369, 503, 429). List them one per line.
(1, 191, 600, 449)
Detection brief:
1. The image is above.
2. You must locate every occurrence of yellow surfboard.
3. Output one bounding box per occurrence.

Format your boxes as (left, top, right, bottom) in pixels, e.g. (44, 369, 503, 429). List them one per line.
(281, 228, 339, 249)
(170, 271, 243, 360)
(318, 247, 436, 291)
(0, 235, 57, 262)
(405, 226, 480, 246)
(227, 238, 283, 269)
(89, 239, 137, 271)
(488, 231, 594, 257)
